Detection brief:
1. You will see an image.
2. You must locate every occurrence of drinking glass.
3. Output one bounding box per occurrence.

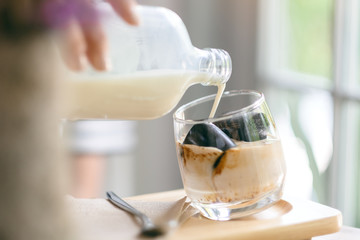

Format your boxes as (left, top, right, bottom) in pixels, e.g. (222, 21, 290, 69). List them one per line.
(173, 90, 286, 220)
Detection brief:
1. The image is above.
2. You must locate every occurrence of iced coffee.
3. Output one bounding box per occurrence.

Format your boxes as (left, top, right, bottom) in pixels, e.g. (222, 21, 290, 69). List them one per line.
(178, 138, 285, 204)
(173, 90, 286, 220)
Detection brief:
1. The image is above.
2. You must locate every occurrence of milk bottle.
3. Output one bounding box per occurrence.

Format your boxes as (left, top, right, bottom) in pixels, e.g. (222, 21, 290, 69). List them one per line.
(67, 2, 232, 120)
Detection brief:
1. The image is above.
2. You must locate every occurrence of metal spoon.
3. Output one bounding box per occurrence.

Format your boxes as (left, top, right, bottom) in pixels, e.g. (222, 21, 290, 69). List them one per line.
(106, 191, 164, 238)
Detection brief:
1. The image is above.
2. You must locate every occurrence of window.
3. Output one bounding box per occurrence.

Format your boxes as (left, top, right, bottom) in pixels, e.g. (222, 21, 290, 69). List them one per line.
(258, 0, 360, 227)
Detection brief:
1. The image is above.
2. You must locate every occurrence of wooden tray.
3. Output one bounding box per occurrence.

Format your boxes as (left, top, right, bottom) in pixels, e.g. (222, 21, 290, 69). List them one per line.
(128, 189, 342, 240)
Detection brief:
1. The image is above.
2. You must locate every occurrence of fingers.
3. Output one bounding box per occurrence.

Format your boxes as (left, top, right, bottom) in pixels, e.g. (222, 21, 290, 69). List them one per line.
(60, 20, 110, 71)
(59, 0, 138, 71)
(61, 0, 109, 71)
(60, 19, 87, 71)
(78, 0, 138, 70)
(108, 0, 139, 26)
(81, 21, 110, 71)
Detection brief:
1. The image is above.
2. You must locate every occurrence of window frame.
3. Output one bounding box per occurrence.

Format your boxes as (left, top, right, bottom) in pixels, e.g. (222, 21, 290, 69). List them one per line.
(257, 0, 360, 227)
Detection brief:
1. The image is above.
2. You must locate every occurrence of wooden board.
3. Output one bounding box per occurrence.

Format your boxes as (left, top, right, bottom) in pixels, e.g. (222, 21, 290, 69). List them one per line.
(127, 189, 342, 240)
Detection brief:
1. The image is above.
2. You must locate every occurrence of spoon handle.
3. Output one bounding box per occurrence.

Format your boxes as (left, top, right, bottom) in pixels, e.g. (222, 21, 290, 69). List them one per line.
(106, 191, 148, 221)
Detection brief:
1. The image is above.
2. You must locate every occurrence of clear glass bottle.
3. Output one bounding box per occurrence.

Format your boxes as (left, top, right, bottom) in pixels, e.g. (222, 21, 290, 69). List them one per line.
(67, 2, 232, 120)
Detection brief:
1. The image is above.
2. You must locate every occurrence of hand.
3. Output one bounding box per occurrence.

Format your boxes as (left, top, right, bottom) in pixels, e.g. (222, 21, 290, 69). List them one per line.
(50, 0, 139, 71)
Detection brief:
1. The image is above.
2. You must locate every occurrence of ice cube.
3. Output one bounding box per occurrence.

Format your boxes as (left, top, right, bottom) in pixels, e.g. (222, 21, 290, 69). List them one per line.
(183, 123, 236, 151)
(214, 112, 269, 142)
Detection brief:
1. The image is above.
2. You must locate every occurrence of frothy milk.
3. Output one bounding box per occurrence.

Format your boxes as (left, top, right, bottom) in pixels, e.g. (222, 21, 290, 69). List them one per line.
(66, 70, 224, 120)
(178, 139, 285, 206)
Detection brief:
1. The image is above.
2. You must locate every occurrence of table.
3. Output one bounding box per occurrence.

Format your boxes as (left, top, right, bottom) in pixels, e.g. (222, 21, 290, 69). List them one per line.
(70, 189, 360, 240)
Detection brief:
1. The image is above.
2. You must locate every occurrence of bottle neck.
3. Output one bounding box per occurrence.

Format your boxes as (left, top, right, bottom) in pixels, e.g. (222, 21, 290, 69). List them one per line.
(198, 48, 232, 86)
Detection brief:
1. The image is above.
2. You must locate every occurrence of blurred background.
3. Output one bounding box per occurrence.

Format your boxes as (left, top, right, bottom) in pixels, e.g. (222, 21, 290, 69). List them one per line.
(67, 0, 360, 228)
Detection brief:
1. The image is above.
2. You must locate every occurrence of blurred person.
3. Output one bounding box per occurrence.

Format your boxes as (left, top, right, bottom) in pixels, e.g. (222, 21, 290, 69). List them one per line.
(0, 1, 69, 240)
(0, 0, 138, 239)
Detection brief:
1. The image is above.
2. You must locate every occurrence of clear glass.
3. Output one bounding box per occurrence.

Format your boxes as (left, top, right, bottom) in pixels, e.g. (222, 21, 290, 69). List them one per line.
(96, 3, 232, 78)
(173, 90, 286, 220)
